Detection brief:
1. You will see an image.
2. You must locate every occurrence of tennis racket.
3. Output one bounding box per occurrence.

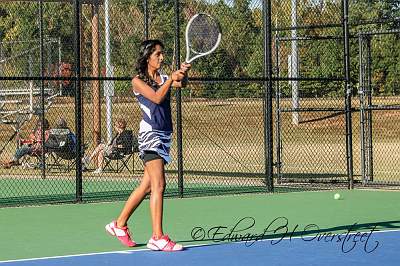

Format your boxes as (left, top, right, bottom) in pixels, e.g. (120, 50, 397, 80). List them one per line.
(184, 13, 222, 64)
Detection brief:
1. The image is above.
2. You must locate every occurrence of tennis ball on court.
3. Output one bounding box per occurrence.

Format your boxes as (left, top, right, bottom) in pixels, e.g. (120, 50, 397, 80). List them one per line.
(334, 193, 341, 200)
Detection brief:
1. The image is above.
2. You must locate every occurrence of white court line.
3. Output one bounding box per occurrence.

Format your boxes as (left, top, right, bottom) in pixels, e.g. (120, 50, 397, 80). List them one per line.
(1, 228, 399, 264)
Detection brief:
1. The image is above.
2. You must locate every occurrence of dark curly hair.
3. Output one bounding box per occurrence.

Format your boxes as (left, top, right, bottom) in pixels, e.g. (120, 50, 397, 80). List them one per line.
(135, 39, 164, 85)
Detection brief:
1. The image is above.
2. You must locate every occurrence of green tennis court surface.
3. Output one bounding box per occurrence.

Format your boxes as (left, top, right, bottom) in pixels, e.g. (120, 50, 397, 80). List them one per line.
(0, 190, 399, 263)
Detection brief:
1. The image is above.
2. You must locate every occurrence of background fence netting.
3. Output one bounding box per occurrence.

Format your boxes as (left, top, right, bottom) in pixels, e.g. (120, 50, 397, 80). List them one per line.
(0, 0, 399, 206)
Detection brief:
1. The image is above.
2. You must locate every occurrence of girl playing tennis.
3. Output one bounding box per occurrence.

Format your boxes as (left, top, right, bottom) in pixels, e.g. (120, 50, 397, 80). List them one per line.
(105, 39, 190, 252)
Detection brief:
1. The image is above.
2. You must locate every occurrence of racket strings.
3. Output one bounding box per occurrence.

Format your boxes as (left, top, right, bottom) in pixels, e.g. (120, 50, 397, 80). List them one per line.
(188, 16, 220, 54)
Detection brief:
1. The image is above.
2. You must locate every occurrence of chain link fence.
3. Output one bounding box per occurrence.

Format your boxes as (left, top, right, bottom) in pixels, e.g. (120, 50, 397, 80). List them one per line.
(0, 0, 399, 206)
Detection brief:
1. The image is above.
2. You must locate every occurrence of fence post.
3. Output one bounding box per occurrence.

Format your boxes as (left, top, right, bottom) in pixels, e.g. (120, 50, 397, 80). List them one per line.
(274, 37, 282, 185)
(74, 0, 83, 202)
(359, 34, 366, 184)
(343, 0, 354, 189)
(174, 0, 184, 197)
(144, 0, 149, 39)
(263, 0, 274, 192)
(366, 36, 374, 182)
(39, 0, 46, 179)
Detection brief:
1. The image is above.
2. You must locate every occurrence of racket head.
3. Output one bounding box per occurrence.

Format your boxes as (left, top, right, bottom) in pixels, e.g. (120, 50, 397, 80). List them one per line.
(185, 13, 222, 63)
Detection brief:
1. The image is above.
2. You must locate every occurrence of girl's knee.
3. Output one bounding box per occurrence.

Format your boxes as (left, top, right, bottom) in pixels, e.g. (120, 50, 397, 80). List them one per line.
(140, 183, 151, 194)
(151, 180, 165, 193)
(138, 176, 151, 194)
(144, 186, 151, 195)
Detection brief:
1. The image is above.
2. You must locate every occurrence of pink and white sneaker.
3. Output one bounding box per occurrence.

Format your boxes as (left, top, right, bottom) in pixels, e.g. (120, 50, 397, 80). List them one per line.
(105, 221, 136, 247)
(147, 235, 183, 251)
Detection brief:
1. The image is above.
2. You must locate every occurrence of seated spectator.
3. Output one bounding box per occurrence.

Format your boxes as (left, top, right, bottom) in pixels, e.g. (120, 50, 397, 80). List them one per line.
(82, 118, 130, 174)
(45, 118, 77, 158)
(2, 118, 50, 168)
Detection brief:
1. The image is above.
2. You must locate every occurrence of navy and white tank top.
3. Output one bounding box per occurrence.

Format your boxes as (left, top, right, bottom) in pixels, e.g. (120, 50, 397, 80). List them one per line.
(134, 73, 172, 133)
(134, 73, 173, 163)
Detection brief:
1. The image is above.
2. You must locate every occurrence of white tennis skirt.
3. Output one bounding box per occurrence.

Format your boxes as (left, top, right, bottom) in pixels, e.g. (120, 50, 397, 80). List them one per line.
(137, 130, 172, 164)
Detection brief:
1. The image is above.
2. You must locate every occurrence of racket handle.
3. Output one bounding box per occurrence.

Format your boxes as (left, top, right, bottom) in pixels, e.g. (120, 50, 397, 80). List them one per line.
(181, 75, 188, 88)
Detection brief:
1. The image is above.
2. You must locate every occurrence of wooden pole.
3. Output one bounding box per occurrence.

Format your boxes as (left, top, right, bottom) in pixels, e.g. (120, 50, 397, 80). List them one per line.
(92, 3, 101, 145)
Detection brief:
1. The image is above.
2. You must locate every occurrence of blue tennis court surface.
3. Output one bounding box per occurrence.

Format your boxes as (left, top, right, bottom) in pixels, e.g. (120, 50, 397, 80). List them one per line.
(1, 230, 398, 266)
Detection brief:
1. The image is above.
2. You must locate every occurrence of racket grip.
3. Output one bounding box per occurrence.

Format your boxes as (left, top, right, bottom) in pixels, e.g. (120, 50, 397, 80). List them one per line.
(182, 75, 189, 88)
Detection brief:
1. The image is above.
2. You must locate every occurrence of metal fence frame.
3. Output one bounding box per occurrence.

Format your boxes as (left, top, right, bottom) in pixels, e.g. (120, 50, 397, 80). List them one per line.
(358, 28, 400, 187)
(0, 0, 399, 206)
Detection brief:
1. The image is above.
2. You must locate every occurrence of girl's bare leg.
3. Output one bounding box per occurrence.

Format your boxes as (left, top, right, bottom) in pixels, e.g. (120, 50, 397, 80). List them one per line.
(145, 159, 165, 238)
(116, 168, 151, 228)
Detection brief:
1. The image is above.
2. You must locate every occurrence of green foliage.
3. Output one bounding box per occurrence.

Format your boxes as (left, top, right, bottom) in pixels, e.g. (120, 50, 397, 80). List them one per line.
(194, 48, 236, 98)
(0, 0, 398, 97)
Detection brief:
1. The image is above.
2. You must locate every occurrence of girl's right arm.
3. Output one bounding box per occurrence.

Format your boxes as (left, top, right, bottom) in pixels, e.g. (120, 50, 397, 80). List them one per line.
(132, 70, 185, 104)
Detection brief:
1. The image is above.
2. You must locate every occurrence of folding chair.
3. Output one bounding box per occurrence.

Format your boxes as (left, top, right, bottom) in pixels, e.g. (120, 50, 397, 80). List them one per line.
(46, 143, 88, 172)
(103, 130, 139, 174)
(44, 128, 77, 172)
(20, 149, 45, 169)
(18, 140, 47, 170)
(47, 150, 76, 172)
